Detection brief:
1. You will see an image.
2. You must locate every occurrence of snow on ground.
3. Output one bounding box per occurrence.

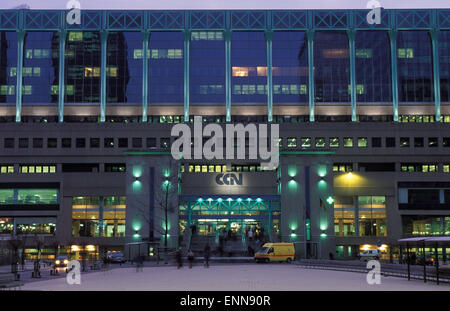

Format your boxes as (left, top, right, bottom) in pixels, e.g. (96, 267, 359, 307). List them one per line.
(22, 264, 450, 291)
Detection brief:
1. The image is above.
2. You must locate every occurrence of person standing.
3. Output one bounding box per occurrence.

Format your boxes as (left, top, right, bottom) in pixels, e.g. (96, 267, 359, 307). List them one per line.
(203, 244, 211, 268)
(248, 228, 253, 241)
(175, 249, 183, 269)
(187, 249, 194, 268)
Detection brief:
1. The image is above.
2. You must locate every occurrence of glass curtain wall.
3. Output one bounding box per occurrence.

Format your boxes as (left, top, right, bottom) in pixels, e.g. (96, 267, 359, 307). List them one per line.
(106, 32, 142, 122)
(439, 31, 450, 105)
(148, 31, 184, 110)
(355, 31, 391, 104)
(22, 31, 59, 122)
(231, 32, 267, 112)
(272, 31, 308, 112)
(64, 31, 101, 122)
(190, 31, 225, 109)
(0, 31, 18, 122)
(397, 31, 433, 103)
(314, 31, 351, 104)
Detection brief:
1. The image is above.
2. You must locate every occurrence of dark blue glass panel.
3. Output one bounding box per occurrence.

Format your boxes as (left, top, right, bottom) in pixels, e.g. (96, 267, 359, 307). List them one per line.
(22, 32, 59, 106)
(397, 31, 433, 103)
(106, 32, 142, 105)
(272, 31, 308, 105)
(231, 31, 267, 105)
(148, 32, 184, 105)
(65, 31, 101, 104)
(190, 31, 225, 106)
(314, 31, 350, 103)
(355, 31, 391, 104)
(439, 31, 450, 103)
(0, 31, 18, 105)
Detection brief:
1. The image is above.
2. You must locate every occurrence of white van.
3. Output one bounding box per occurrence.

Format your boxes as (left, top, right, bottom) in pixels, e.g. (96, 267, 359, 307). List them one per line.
(358, 249, 381, 261)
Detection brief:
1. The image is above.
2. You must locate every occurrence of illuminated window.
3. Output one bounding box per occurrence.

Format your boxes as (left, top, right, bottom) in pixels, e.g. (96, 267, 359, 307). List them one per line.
(398, 48, 414, 58)
(357, 137, 367, 148)
(68, 32, 83, 41)
(301, 137, 311, 148)
(287, 138, 297, 148)
(343, 138, 353, 148)
(444, 165, 450, 173)
(356, 49, 372, 58)
(0, 166, 14, 174)
(329, 137, 339, 148)
(315, 137, 326, 148)
(323, 49, 349, 58)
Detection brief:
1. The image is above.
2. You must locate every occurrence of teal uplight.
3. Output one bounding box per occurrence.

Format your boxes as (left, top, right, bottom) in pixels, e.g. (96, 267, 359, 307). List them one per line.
(227, 198, 233, 202)
(317, 165, 327, 178)
(318, 179, 327, 190)
(197, 198, 203, 203)
(287, 165, 297, 178)
(320, 232, 328, 238)
(162, 168, 171, 178)
(132, 180, 142, 193)
(247, 198, 252, 201)
(132, 165, 142, 178)
(237, 198, 242, 203)
(207, 198, 213, 202)
(256, 198, 262, 203)
(217, 198, 223, 202)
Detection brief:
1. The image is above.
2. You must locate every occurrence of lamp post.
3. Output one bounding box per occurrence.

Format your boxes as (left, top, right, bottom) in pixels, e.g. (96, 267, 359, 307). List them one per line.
(163, 178, 170, 264)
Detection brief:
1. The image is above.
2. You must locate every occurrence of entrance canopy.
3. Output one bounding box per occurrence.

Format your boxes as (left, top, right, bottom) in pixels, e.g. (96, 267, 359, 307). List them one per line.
(398, 237, 450, 247)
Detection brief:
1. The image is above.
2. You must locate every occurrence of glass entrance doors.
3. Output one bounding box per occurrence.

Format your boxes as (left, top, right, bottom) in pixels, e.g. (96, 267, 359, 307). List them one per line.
(179, 196, 281, 240)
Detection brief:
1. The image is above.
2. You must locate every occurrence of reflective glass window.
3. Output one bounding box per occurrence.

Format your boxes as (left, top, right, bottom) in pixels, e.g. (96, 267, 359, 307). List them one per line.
(231, 32, 267, 105)
(0, 31, 18, 106)
(272, 32, 308, 105)
(397, 31, 433, 103)
(107, 32, 142, 105)
(22, 32, 59, 107)
(190, 31, 225, 105)
(65, 31, 101, 104)
(314, 31, 350, 103)
(355, 31, 391, 103)
(439, 31, 450, 102)
(148, 32, 184, 105)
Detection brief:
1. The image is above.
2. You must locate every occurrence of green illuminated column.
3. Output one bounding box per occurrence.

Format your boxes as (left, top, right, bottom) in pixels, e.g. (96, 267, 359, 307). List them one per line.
(225, 30, 232, 122)
(307, 30, 315, 122)
(100, 30, 108, 123)
(430, 29, 441, 122)
(58, 30, 67, 123)
(265, 30, 273, 123)
(15, 30, 25, 123)
(183, 30, 190, 122)
(347, 29, 357, 122)
(142, 30, 150, 123)
(388, 30, 399, 122)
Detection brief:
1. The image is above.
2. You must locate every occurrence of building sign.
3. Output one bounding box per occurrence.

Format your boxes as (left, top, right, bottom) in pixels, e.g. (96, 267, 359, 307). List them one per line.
(215, 173, 243, 186)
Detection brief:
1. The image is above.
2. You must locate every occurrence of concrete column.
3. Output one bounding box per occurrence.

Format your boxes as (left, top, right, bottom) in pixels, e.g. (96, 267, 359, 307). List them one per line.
(347, 29, 357, 122)
(58, 30, 67, 123)
(225, 30, 232, 122)
(430, 29, 441, 122)
(183, 30, 190, 122)
(15, 30, 25, 123)
(388, 30, 399, 122)
(142, 31, 150, 122)
(265, 30, 273, 122)
(307, 30, 315, 122)
(100, 30, 108, 123)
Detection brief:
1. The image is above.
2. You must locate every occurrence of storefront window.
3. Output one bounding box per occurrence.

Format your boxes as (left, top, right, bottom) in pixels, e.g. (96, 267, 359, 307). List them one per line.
(402, 215, 447, 236)
(334, 196, 355, 236)
(102, 196, 126, 237)
(0, 188, 58, 205)
(72, 197, 100, 237)
(358, 196, 387, 237)
(16, 217, 56, 235)
(0, 217, 13, 234)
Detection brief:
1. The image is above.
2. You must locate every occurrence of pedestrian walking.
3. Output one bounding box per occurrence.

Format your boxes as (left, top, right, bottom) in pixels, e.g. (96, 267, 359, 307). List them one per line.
(203, 244, 211, 268)
(175, 249, 183, 269)
(187, 249, 194, 268)
(248, 228, 253, 241)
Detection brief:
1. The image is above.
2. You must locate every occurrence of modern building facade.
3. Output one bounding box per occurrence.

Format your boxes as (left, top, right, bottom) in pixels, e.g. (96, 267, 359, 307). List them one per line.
(1, 8, 450, 260)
